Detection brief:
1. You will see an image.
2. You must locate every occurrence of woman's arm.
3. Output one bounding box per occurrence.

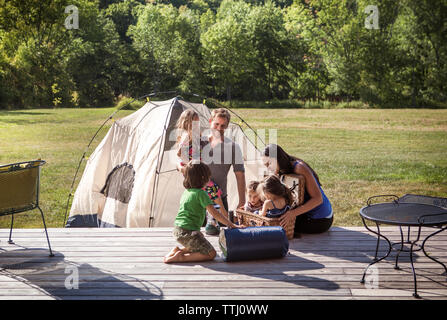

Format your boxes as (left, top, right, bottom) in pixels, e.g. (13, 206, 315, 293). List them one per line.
(206, 204, 239, 228)
(279, 163, 323, 227)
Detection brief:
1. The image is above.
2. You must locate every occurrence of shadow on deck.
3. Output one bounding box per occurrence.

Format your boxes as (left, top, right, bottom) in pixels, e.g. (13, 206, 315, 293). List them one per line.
(0, 226, 446, 300)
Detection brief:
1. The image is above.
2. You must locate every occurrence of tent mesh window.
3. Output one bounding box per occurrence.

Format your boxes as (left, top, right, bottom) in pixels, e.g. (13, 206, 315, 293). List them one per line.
(100, 163, 135, 204)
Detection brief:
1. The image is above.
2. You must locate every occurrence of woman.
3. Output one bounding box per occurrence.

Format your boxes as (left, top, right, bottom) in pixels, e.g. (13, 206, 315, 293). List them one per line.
(262, 144, 333, 236)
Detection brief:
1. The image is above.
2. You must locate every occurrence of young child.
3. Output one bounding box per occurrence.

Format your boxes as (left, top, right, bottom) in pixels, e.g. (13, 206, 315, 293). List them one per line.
(164, 161, 239, 263)
(175, 109, 229, 225)
(243, 180, 264, 213)
(175, 109, 202, 170)
(258, 175, 294, 218)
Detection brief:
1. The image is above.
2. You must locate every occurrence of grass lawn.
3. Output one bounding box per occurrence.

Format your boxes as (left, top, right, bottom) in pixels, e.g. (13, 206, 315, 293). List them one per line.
(0, 107, 446, 228)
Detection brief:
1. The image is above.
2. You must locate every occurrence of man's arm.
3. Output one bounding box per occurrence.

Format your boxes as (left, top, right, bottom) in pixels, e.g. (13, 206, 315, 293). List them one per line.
(235, 171, 246, 209)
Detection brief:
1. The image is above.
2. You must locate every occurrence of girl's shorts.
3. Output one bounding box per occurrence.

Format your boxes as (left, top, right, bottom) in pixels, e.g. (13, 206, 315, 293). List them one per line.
(173, 226, 215, 256)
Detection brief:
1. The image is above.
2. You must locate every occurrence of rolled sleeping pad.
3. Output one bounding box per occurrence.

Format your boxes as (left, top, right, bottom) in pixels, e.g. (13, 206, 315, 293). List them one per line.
(219, 226, 289, 262)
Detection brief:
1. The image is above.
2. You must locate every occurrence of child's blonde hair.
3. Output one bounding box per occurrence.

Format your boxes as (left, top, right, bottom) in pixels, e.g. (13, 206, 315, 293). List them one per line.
(176, 109, 199, 143)
(247, 180, 265, 201)
(247, 180, 260, 193)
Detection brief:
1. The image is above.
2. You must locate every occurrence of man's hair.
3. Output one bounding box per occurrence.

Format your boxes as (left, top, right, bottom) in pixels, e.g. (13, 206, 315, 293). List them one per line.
(211, 108, 231, 125)
(183, 161, 211, 189)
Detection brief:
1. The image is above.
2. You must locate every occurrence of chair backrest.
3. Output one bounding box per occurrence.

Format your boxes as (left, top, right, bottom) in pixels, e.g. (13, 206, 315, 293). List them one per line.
(0, 160, 45, 215)
(399, 194, 447, 209)
(279, 173, 305, 208)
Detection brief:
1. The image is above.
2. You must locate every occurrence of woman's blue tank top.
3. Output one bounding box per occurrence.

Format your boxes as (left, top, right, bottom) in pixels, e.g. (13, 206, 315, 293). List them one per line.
(293, 161, 333, 219)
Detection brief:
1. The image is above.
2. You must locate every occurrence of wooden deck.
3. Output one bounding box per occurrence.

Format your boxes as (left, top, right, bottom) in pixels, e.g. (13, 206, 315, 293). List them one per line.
(0, 226, 446, 300)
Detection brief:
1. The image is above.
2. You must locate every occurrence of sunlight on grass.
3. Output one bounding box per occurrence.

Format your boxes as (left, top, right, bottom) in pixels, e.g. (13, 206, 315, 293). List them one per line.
(0, 107, 446, 228)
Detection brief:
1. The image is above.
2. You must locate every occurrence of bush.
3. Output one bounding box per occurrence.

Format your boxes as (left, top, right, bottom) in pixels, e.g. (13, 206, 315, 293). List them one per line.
(114, 96, 146, 110)
(212, 99, 372, 109)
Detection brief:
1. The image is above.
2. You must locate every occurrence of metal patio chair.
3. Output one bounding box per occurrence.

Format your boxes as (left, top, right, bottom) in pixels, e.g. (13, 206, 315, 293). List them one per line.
(0, 160, 54, 256)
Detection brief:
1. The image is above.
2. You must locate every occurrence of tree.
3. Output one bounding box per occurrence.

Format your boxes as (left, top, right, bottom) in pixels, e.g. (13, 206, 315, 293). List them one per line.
(0, 0, 74, 108)
(201, 0, 255, 100)
(129, 3, 202, 93)
(286, 0, 404, 105)
(245, 1, 294, 99)
(283, 0, 330, 100)
(403, 0, 447, 103)
(64, 0, 123, 107)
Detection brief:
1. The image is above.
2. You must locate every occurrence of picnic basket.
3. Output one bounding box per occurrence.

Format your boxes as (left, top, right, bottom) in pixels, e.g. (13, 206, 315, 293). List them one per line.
(236, 174, 305, 240)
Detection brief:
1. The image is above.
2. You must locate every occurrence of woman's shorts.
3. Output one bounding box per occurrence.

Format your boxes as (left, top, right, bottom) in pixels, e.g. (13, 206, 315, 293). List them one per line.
(173, 226, 215, 256)
(294, 214, 333, 235)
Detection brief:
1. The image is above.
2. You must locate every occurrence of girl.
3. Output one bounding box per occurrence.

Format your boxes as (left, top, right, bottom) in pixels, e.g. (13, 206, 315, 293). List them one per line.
(176, 109, 203, 170)
(175, 109, 229, 224)
(262, 144, 333, 235)
(164, 161, 239, 263)
(258, 175, 294, 218)
(244, 180, 264, 213)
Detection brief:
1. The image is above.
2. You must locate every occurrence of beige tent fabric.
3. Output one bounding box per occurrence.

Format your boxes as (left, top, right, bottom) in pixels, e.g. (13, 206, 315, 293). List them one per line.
(69, 98, 264, 227)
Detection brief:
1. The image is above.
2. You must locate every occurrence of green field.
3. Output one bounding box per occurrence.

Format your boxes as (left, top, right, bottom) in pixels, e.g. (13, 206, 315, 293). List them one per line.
(1, 107, 446, 228)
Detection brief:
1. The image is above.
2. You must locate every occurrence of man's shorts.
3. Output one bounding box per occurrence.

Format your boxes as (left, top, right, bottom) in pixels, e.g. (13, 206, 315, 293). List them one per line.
(173, 226, 215, 256)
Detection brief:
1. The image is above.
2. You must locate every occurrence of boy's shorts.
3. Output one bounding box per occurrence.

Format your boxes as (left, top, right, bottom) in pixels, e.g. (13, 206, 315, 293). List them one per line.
(173, 226, 215, 256)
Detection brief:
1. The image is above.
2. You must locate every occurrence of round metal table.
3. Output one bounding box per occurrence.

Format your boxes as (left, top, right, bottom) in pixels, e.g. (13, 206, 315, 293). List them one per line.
(359, 195, 447, 298)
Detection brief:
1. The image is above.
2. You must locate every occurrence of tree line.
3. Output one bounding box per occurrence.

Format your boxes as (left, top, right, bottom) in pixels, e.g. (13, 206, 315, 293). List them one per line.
(0, 0, 445, 109)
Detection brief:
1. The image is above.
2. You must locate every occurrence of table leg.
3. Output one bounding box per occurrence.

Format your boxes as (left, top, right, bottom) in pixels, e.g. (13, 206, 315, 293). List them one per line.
(410, 226, 422, 299)
(394, 226, 404, 270)
(360, 219, 392, 284)
(374, 223, 380, 261)
(421, 225, 447, 276)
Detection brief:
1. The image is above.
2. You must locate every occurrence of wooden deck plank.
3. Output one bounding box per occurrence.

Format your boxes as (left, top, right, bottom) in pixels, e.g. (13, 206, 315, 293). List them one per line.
(1, 251, 447, 259)
(1, 226, 446, 300)
(1, 255, 446, 263)
(0, 278, 445, 289)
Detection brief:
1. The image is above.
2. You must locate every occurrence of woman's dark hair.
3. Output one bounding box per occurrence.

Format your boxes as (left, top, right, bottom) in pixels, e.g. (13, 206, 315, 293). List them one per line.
(263, 144, 321, 185)
(183, 161, 211, 189)
(261, 175, 294, 206)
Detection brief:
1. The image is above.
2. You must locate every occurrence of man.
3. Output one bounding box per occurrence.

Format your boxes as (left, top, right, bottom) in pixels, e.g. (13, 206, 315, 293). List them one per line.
(202, 108, 246, 235)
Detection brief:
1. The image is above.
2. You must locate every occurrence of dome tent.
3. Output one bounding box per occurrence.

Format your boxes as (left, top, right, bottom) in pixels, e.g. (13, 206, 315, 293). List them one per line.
(66, 97, 265, 228)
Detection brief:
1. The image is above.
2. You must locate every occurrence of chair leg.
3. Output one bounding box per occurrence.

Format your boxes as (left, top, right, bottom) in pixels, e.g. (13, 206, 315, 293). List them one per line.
(37, 206, 54, 257)
(8, 215, 14, 244)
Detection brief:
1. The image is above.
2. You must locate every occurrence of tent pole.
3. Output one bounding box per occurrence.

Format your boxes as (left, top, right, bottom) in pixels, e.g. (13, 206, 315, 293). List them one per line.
(148, 97, 178, 227)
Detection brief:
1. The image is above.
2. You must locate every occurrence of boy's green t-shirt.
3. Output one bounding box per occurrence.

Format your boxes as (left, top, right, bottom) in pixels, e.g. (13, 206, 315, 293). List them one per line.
(174, 188, 214, 231)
